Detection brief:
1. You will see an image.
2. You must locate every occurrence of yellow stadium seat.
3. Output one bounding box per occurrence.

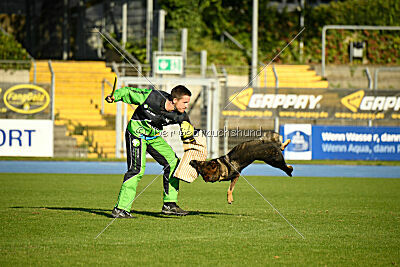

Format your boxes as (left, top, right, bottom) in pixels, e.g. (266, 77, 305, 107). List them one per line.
(259, 65, 328, 88)
(30, 60, 118, 158)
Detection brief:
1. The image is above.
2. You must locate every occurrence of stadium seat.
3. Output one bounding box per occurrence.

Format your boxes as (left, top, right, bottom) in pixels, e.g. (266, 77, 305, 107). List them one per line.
(258, 65, 328, 88)
(30, 61, 117, 158)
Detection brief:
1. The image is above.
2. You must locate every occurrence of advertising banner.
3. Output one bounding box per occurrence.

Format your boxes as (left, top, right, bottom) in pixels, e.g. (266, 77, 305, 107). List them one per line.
(0, 119, 53, 157)
(223, 87, 400, 121)
(281, 124, 312, 160)
(0, 83, 52, 120)
(281, 124, 400, 161)
(312, 125, 400, 161)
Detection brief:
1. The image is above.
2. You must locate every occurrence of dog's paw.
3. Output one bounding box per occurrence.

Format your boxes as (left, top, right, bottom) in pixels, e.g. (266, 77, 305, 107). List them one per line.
(227, 193, 234, 204)
(286, 165, 293, 177)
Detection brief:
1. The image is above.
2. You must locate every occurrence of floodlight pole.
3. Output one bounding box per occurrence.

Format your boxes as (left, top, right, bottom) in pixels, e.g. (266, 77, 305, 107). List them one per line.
(299, 0, 305, 63)
(251, 0, 258, 87)
(158, 10, 166, 52)
(122, 0, 127, 48)
(181, 28, 188, 77)
(146, 0, 153, 63)
(62, 0, 69, 60)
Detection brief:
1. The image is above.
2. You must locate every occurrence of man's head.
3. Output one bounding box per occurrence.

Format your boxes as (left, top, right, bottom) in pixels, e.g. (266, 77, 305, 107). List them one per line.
(171, 85, 191, 113)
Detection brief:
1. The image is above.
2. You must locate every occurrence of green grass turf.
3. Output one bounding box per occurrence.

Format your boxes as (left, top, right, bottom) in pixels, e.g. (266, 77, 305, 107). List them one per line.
(0, 173, 399, 266)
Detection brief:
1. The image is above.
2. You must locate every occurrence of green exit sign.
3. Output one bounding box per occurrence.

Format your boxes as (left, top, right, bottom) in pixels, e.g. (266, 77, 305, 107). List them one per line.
(155, 56, 183, 74)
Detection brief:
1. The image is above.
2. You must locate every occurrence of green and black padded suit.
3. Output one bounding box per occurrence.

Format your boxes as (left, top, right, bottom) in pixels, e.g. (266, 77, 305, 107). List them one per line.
(113, 87, 190, 212)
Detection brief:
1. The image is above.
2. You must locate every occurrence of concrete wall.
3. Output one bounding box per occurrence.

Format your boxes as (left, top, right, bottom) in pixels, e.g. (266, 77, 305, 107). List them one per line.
(312, 64, 400, 89)
(226, 65, 400, 90)
(0, 69, 30, 83)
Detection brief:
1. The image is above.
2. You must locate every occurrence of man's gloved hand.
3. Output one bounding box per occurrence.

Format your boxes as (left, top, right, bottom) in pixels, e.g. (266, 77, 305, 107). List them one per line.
(105, 95, 115, 103)
(180, 121, 195, 143)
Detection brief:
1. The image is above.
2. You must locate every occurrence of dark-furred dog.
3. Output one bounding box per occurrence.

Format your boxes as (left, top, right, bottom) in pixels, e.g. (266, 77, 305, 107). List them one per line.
(189, 131, 292, 204)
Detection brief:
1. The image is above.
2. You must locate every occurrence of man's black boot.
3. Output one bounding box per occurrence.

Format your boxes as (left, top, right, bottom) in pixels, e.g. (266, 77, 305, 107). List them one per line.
(112, 207, 135, 218)
(161, 202, 189, 216)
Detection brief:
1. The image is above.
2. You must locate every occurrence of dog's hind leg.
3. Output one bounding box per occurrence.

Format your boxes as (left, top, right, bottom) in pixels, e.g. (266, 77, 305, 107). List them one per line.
(281, 139, 291, 151)
(227, 174, 239, 204)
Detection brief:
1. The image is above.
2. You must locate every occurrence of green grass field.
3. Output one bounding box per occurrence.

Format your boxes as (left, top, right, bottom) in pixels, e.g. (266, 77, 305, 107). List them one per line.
(0, 173, 399, 266)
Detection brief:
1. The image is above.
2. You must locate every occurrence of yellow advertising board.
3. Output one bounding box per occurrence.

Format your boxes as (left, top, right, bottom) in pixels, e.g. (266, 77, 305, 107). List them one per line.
(222, 87, 400, 121)
(0, 83, 51, 119)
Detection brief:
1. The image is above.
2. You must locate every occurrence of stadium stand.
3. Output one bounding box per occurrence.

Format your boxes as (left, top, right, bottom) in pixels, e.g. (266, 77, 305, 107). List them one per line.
(28, 61, 328, 158)
(258, 65, 328, 88)
(30, 61, 119, 158)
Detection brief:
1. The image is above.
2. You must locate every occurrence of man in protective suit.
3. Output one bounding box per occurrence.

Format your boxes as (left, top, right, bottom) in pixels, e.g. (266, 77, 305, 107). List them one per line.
(106, 85, 195, 218)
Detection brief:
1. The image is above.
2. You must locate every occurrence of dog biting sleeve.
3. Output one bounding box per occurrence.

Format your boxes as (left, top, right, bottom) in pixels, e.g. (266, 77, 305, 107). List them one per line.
(174, 132, 207, 183)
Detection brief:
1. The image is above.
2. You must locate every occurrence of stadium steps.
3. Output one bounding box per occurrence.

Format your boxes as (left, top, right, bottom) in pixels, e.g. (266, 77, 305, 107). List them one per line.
(258, 65, 328, 88)
(71, 135, 86, 144)
(87, 152, 100, 159)
(53, 125, 87, 158)
(83, 129, 124, 158)
(30, 60, 117, 158)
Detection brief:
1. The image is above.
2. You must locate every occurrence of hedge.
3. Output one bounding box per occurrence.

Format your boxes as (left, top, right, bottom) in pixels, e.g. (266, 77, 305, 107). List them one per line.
(158, 0, 400, 66)
(0, 30, 31, 70)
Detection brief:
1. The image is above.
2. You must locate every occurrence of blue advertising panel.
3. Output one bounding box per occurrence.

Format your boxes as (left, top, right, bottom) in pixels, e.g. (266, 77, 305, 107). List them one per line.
(312, 125, 400, 160)
(280, 124, 312, 160)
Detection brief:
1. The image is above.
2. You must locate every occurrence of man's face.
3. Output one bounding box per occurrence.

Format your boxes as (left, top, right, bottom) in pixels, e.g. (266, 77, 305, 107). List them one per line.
(173, 95, 191, 113)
